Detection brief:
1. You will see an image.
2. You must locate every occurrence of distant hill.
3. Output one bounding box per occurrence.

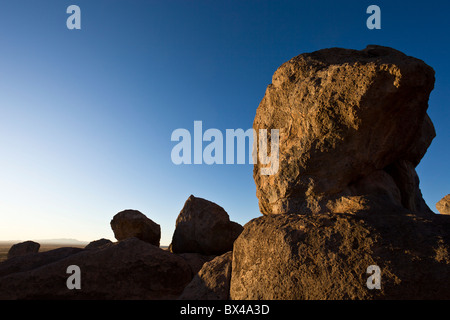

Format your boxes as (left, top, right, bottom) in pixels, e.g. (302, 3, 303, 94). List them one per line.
(34, 238, 89, 245)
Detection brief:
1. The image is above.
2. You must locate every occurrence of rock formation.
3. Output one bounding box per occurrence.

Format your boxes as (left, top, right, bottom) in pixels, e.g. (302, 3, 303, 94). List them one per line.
(253, 45, 435, 216)
(0, 247, 83, 278)
(110, 209, 161, 246)
(230, 45, 450, 300)
(436, 194, 450, 215)
(0, 238, 192, 299)
(1, 45, 447, 301)
(170, 195, 243, 255)
(0, 199, 238, 300)
(7, 241, 40, 259)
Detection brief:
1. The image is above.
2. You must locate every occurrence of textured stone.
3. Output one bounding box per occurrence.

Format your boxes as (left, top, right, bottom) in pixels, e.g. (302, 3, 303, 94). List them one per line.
(253, 45, 435, 216)
(179, 251, 232, 300)
(0, 238, 192, 300)
(110, 209, 161, 246)
(0, 247, 82, 278)
(171, 195, 243, 255)
(230, 207, 450, 300)
(7, 241, 40, 259)
(84, 238, 113, 250)
(436, 194, 450, 215)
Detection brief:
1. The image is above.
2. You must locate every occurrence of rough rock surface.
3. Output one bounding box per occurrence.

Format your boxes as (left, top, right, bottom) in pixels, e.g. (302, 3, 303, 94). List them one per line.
(229, 45, 450, 300)
(230, 207, 450, 300)
(436, 194, 450, 215)
(0, 238, 192, 299)
(84, 238, 113, 250)
(0, 247, 82, 278)
(179, 251, 233, 300)
(7, 241, 40, 259)
(110, 209, 161, 246)
(253, 45, 435, 216)
(171, 195, 243, 255)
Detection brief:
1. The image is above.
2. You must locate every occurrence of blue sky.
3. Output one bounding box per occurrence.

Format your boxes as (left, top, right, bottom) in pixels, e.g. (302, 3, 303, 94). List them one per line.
(0, 0, 448, 245)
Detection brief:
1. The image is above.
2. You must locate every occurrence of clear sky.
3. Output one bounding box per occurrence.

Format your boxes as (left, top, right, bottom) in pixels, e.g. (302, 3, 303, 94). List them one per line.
(0, 0, 448, 245)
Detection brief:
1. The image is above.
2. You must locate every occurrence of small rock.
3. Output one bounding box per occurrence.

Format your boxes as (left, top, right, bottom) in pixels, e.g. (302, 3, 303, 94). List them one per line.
(171, 195, 243, 255)
(7, 241, 40, 259)
(179, 251, 233, 300)
(84, 238, 113, 250)
(110, 209, 161, 246)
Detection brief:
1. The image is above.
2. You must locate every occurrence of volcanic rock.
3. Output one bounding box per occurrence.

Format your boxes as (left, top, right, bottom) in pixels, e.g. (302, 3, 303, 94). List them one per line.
(170, 195, 243, 255)
(110, 209, 161, 246)
(179, 251, 233, 300)
(0, 247, 82, 278)
(0, 238, 192, 299)
(253, 45, 435, 216)
(84, 238, 113, 250)
(230, 207, 450, 300)
(436, 194, 450, 215)
(7, 241, 40, 259)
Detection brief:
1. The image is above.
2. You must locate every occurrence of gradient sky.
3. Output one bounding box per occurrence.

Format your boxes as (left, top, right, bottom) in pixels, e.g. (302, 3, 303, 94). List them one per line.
(0, 0, 448, 245)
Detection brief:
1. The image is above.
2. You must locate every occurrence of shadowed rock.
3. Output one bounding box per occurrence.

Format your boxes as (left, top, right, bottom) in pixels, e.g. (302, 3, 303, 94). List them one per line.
(171, 195, 243, 255)
(0, 247, 83, 278)
(0, 238, 192, 300)
(179, 251, 232, 300)
(176, 253, 216, 277)
(84, 238, 113, 250)
(110, 209, 161, 246)
(7, 241, 40, 259)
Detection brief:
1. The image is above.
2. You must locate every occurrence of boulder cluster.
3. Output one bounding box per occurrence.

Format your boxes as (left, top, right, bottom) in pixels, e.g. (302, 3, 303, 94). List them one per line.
(0, 45, 449, 300)
(0, 195, 241, 299)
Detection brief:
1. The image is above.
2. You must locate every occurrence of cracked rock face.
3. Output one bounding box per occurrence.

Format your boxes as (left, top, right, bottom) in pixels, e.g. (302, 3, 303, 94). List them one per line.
(230, 208, 450, 300)
(436, 194, 450, 215)
(253, 45, 436, 216)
